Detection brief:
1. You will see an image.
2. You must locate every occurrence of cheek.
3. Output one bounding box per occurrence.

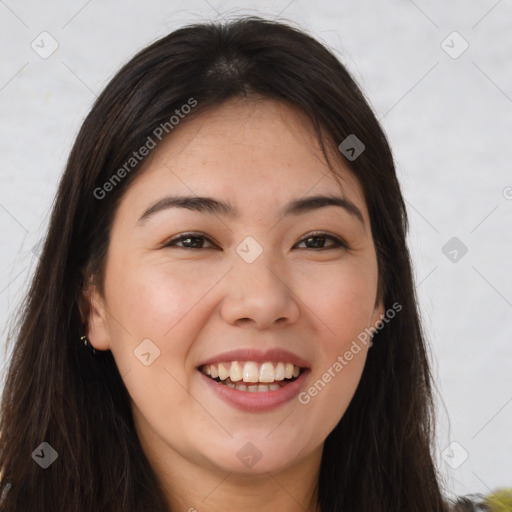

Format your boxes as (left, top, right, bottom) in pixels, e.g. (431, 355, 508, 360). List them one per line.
(301, 258, 378, 342)
(102, 257, 225, 386)
(104, 263, 218, 420)
(106, 258, 219, 338)
(295, 258, 376, 420)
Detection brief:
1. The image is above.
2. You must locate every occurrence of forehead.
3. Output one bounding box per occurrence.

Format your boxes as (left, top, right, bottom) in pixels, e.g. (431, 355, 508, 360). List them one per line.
(118, 97, 368, 221)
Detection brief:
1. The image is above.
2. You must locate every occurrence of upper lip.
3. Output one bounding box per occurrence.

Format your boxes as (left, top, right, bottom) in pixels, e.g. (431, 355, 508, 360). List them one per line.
(196, 348, 310, 369)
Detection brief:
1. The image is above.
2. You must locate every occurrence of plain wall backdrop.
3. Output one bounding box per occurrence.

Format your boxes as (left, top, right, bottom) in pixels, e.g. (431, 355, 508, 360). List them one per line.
(1, 0, 511, 502)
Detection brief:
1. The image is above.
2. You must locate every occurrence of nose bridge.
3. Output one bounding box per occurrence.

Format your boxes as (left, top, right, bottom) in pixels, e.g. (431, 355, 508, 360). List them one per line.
(220, 237, 299, 328)
(237, 249, 282, 293)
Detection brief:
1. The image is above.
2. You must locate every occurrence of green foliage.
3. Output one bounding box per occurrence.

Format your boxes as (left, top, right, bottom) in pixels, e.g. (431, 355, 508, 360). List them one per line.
(484, 488, 512, 512)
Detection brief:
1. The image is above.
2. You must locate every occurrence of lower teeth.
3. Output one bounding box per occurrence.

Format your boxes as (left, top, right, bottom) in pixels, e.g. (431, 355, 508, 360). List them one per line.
(225, 382, 282, 392)
(214, 377, 293, 392)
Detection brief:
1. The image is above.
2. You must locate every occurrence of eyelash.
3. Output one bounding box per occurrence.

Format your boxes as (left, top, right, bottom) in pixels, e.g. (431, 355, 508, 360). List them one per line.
(162, 231, 350, 251)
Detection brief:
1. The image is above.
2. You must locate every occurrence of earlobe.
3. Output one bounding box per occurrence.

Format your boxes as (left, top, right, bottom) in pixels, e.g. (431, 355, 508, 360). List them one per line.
(82, 283, 111, 352)
(371, 299, 386, 331)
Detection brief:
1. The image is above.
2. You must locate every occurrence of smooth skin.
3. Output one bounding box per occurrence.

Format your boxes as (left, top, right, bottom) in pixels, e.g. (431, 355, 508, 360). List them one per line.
(85, 96, 384, 512)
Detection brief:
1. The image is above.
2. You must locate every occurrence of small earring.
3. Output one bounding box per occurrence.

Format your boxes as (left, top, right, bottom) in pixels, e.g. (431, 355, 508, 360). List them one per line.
(80, 335, 97, 355)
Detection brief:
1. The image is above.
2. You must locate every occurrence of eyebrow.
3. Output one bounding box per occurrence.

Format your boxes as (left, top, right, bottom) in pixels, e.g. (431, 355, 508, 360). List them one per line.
(137, 194, 365, 226)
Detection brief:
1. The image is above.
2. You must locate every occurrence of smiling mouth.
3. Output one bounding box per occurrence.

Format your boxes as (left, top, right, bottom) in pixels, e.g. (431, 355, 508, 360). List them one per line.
(198, 361, 304, 392)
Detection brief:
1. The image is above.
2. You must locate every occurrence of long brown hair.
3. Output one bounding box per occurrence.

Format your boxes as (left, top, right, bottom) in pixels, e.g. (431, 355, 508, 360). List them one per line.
(1, 16, 453, 511)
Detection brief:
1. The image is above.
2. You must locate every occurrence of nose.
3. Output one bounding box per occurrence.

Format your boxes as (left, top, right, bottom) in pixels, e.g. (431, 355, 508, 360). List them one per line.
(220, 255, 300, 330)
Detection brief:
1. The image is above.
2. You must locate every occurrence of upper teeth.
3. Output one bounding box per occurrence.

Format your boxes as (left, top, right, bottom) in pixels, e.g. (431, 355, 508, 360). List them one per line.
(200, 361, 301, 383)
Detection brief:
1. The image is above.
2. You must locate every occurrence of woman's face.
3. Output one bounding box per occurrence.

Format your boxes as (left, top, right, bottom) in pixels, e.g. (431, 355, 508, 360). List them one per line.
(87, 97, 384, 479)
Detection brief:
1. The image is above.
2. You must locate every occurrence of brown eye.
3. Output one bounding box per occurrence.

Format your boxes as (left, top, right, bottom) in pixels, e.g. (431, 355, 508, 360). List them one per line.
(163, 233, 216, 249)
(296, 232, 349, 250)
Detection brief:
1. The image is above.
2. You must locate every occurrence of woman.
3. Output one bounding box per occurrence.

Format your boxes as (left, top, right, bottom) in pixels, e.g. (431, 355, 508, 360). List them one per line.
(0, 15, 466, 511)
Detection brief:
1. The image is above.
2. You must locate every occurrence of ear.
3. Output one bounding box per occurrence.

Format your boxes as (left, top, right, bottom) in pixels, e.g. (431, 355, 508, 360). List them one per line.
(82, 281, 112, 352)
(370, 295, 386, 330)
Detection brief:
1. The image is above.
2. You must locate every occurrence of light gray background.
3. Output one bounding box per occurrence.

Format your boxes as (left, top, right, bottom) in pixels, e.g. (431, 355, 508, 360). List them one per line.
(1, 0, 511, 502)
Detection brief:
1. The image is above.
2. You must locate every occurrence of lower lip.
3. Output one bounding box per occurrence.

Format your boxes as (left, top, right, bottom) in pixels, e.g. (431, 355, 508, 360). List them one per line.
(198, 370, 310, 412)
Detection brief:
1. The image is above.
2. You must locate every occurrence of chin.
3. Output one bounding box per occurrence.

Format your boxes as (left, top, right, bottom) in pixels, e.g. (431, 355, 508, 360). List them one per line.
(200, 440, 308, 477)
